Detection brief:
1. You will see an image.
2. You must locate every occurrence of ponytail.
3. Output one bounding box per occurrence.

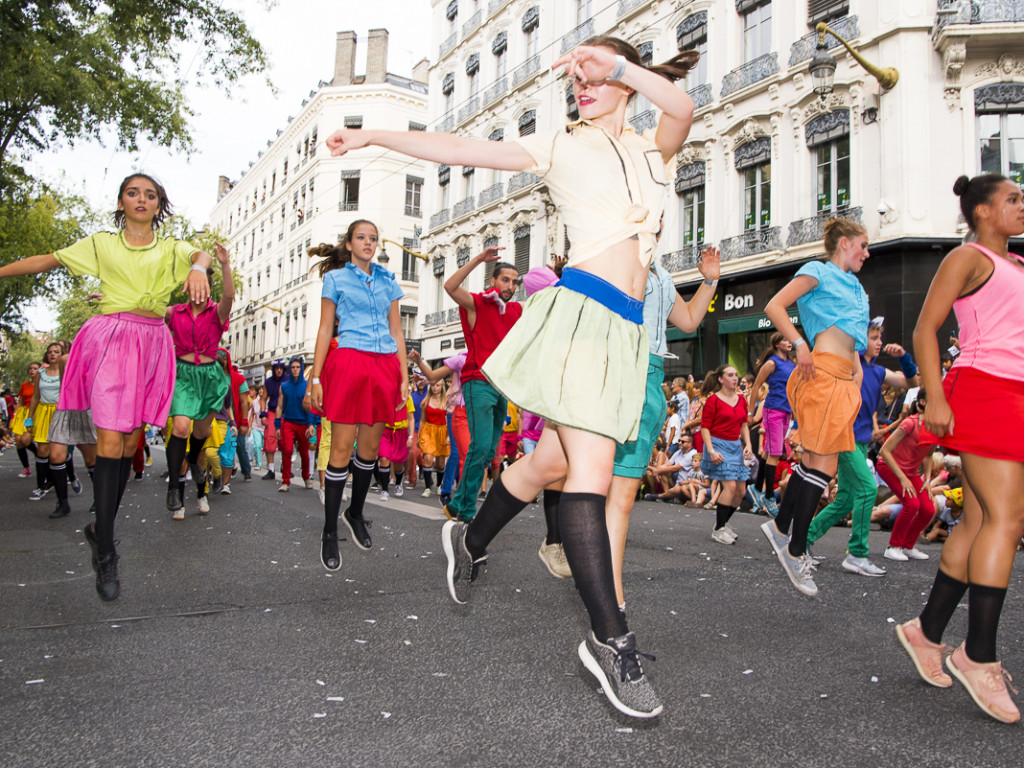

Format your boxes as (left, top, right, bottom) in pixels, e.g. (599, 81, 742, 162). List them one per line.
(755, 332, 787, 372)
(582, 35, 698, 84)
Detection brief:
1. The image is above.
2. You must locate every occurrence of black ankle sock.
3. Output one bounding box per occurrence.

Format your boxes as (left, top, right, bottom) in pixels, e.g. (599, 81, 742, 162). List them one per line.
(558, 492, 628, 641)
(965, 584, 1007, 664)
(465, 475, 529, 558)
(787, 465, 831, 557)
(17, 446, 30, 469)
(348, 456, 376, 519)
(35, 456, 49, 490)
(323, 464, 349, 534)
(143, 443, 151, 459)
(543, 489, 562, 545)
(919, 568, 969, 644)
(715, 503, 736, 529)
(49, 460, 68, 502)
(93, 457, 121, 556)
(166, 435, 187, 486)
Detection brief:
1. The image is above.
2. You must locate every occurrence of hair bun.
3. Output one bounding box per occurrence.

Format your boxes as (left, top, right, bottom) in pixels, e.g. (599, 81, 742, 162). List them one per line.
(952, 175, 971, 197)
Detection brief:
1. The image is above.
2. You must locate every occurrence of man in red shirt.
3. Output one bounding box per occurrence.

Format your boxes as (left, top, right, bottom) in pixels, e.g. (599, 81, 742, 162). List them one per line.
(443, 246, 521, 522)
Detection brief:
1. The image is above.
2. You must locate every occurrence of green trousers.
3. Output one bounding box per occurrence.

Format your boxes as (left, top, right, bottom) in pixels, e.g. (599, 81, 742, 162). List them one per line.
(807, 441, 875, 558)
(447, 379, 507, 522)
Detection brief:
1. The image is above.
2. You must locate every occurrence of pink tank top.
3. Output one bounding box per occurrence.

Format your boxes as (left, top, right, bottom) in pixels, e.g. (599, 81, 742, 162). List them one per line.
(950, 242, 1024, 380)
(169, 300, 229, 364)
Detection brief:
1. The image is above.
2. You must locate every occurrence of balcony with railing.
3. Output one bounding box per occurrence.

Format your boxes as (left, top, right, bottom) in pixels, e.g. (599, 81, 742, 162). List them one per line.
(457, 97, 480, 124)
(482, 77, 508, 106)
(720, 227, 783, 261)
(560, 19, 595, 53)
(790, 15, 859, 67)
(424, 311, 446, 327)
(511, 55, 541, 88)
(629, 109, 656, 134)
(439, 31, 458, 59)
(689, 82, 713, 110)
(436, 112, 455, 133)
(429, 209, 451, 230)
(721, 53, 780, 97)
(787, 207, 863, 247)
(935, 0, 1024, 36)
(507, 171, 541, 193)
(453, 196, 476, 217)
(618, 0, 649, 16)
(479, 182, 504, 206)
(488, 0, 511, 17)
(447, 307, 460, 324)
(662, 244, 705, 273)
(462, 9, 482, 37)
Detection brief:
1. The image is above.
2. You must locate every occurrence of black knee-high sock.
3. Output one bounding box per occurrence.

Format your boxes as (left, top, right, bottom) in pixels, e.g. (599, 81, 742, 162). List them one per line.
(715, 503, 736, 530)
(49, 460, 68, 503)
(376, 464, 390, 494)
(178, 477, 186, 506)
(143, 443, 151, 459)
(544, 489, 562, 545)
(115, 456, 132, 508)
(17, 446, 30, 470)
(27, 441, 37, 456)
(558, 492, 628, 641)
(773, 465, 804, 535)
(35, 456, 49, 490)
(166, 435, 187, 486)
(919, 568, 970, 645)
(66, 451, 77, 482)
(186, 433, 204, 465)
(755, 457, 767, 492)
(393, 467, 405, 487)
(465, 475, 530, 559)
(764, 464, 776, 499)
(965, 584, 1007, 664)
(422, 468, 434, 489)
(93, 457, 121, 556)
(787, 465, 831, 557)
(323, 464, 349, 533)
(348, 456, 376, 519)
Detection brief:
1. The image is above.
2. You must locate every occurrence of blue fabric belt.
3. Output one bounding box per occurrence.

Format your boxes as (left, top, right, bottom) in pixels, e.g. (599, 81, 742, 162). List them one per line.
(556, 267, 643, 324)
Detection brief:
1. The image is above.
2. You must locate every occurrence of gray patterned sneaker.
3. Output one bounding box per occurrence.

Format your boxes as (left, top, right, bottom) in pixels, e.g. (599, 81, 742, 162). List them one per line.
(578, 631, 663, 718)
(760, 519, 788, 556)
(442, 520, 482, 604)
(778, 548, 819, 597)
(842, 554, 886, 577)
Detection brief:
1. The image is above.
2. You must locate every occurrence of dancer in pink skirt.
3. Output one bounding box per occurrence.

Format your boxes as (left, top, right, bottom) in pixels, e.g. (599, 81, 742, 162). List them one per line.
(0, 173, 213, 600)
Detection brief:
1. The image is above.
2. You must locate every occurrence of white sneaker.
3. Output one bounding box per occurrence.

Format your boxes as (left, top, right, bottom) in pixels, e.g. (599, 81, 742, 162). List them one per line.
(173, 507, 185, 521)
(723, 523, 739, 541)
(903, 546, 930, 560)
(842, 554, 886, 576)
(277, 483, 290, 493)
(884, 546, 909, 562)
(220, 485, 232, 495)
(422, 488, 432, 498)
(393, 484, 404, 498)
(198, 496, 210, 515)
(711, 527, 735, 545)
(380, 491, 390, 502)
(305, 478, 315, 489)
(342, 488, 350, 502)
(318, 488, 326, 506)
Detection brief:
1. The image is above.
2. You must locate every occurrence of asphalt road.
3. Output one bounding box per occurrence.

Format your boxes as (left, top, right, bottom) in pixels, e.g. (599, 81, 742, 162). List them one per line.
(1, 447, 1022, 767)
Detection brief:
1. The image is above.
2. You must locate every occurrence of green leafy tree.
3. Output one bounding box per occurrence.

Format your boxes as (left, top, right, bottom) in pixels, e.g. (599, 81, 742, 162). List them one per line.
(0, 330, 44, 391)
(52, 277, 102, 341)
(160, 219, 243, 306)
(0, 1, 269, 184)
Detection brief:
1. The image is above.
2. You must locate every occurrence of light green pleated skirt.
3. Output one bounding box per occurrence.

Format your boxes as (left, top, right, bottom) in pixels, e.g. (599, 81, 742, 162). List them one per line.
(481, 285, 647, 443)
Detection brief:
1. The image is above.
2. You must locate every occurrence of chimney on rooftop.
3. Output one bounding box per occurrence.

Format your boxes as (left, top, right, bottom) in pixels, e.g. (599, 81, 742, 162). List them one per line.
(217, 175, 233, 199)
(366, 28, 389, 84)
(412, 58, 429, 85)
(334, 31, 356, 85)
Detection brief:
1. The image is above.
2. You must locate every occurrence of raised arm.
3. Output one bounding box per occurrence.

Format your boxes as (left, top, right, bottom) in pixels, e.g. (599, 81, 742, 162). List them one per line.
(407, 349, 453, 384)
(327, 129, 534, 171)
(445, 246, 503, 318)
(214, 243, 234, 325)
(667, 246, 720, 334)
(0, 253, 60, 278)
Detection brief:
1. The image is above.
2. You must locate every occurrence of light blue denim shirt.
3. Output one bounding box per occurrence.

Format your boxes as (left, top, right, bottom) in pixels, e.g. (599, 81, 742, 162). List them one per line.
(322, 262, 404, 354)
(795, 260, 869, 352)
(643, 260, 676, 357)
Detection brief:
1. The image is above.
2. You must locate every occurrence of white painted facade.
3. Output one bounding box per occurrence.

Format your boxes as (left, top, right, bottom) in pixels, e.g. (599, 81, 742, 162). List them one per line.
(418, 0, 1024, 367)
(209, 30, 429, 383)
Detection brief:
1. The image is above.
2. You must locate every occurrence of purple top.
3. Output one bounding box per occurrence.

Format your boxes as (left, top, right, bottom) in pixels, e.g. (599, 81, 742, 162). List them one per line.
(443, 352, 467, 412)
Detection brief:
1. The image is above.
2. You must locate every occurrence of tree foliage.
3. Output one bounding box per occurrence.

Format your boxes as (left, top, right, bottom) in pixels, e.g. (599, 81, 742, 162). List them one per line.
(52, 276, 102, 342)
(0, 0, 269, 182)
(0, 330, 44, 391)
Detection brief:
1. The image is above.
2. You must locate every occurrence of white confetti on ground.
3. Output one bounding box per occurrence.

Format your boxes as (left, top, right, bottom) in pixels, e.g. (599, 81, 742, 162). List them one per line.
(743, 669, 753, 675)
(26, 679, 44, 685)
(327, 696, 344, 702)
(403, 641, 411, 646)
(616, 727, 633, 734)
(65, 571, 74, 575)
(364, 619, 376, 624)
(316, 680, 325, 686)
(886, 617, 895, 623)
(871, 676, 879, 683)
(406, 615, 418, 620)
(381, 711, 392, 719)
(355, 639, 367, 644)
(314, 713, 327, 719)
(700, 693, 711, 698)
(820, 694, 828, 698)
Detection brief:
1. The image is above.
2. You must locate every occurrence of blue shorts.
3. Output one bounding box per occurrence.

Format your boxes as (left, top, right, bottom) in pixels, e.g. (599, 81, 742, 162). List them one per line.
(613, 355, 667, 478)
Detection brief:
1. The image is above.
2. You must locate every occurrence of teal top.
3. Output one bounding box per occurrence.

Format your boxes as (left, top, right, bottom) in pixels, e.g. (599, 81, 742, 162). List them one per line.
(38, 370, 61, 404)
(643, 261, 676, 357)
(794, 260, 869, 352)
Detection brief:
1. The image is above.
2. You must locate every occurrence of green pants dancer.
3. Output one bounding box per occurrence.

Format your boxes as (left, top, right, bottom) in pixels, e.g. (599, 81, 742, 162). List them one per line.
(447, 379, 506, 522)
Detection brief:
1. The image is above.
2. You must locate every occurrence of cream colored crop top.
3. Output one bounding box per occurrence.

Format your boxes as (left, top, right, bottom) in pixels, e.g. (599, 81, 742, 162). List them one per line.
(516, 120, 671, 268)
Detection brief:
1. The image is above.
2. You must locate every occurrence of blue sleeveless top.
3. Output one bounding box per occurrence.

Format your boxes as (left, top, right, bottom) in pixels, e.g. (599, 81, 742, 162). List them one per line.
(764, 354, 795, 411)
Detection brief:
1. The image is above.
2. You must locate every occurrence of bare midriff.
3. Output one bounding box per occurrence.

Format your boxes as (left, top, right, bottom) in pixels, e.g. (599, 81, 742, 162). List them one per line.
(126, 308, 164, 319)
(572, 238, 649, 300)
(811, 325, 857, 359)
(178, 354, 217, 364)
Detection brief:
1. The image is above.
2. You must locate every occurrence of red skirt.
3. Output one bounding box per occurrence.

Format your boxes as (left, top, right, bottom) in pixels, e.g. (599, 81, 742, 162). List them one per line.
(321, 347, 401, 426)
(939, 366, 1024, 462)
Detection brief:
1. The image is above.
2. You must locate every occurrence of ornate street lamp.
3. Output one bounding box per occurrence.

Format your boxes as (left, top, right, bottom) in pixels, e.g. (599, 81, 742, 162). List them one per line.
(809, 21, 899, 100)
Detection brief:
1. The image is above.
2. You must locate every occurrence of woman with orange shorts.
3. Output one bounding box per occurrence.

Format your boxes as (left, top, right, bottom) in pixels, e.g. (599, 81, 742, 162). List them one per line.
(418, 379, 449, 497)
(761, 218, 870, 597)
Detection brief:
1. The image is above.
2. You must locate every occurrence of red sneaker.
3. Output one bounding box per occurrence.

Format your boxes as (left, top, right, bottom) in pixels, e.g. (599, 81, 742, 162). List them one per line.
(18, 468, 31, 478)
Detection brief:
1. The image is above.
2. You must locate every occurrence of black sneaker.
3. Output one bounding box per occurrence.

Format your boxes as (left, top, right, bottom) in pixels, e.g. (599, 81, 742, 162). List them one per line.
(262, 469, 275, 480)
(209, 474, 224, 495)
(88, 501, 96, 513)
(84, 522, 100, 572)
(134, 472, 143, 481)
(442, 520, 484, 604)
(342, 508, 372, 550)
(166, 485, 183, 512)
(48, 500, 71, 519)
(578, 631, 663, 718)
(95, 551, 120, 601)
(321, 530, 341, 571)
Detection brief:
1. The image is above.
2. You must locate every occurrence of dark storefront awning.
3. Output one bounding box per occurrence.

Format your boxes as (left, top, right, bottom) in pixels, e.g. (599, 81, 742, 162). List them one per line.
(717, 312, 800, 335)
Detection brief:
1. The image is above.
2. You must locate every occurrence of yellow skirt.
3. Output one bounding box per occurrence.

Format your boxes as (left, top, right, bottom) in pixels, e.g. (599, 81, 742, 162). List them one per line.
(418, 421, 450, 457)
(10, 405, 30, 436)
(31, 403, 57, 444)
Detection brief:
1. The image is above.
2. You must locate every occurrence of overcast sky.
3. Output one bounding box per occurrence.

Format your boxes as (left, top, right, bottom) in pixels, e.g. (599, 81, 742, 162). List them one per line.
(24, 0, 431, 329)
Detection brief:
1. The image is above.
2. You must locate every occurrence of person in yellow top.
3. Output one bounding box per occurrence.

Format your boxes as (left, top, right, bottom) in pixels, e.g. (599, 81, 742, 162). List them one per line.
(377, 395, 415, 500)
(0, 173, 214, 602)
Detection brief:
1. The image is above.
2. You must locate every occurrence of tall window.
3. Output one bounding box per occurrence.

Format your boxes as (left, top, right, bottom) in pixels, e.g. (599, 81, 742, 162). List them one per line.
(439, 172, 451, 210)
(442, 73, 455, 115)
(816, 136, 851, 213)
(463, 167, 475, 200)
(743, 164, 771, 230)
(513, 225, 531, 288)
(677, 14, 708, 91)
(576, 0, 592, 24)
(405, 176, 423, 217)
(518, 110, 536, 137)
(808, 0, 849, 26)
(402, 238, 420, 282)
(680, 187, 705, 246)
(341, 171, 360, 211)
(468, 68, 479, 99)
(979, 111, 1024, 188)
(631, 43, 654, 122)
(740, 0, 772, 63)
(525, 24, 539, 59)
(495, 46, 506, 79)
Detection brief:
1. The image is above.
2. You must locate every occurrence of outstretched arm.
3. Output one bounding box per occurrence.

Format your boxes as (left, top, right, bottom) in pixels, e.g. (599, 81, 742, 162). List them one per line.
(444, 246, 504, 317)
(667, 245, 720, 334)
(407, 349, 453, 384)
(327, 129, 534, 171)
(0, 253, 60, 278)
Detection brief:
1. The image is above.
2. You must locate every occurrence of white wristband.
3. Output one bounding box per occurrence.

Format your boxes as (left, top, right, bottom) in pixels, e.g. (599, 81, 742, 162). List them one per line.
(792, 338, 806, 348)
(311, 377, 321, 385)
(190, 264, 207, 274)
(703, 278, 718, 287)
(609, 55, 627, 81)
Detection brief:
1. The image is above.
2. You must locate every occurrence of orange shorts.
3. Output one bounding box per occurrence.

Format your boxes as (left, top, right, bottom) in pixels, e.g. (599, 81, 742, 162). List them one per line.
(786, 351, 860, 455)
